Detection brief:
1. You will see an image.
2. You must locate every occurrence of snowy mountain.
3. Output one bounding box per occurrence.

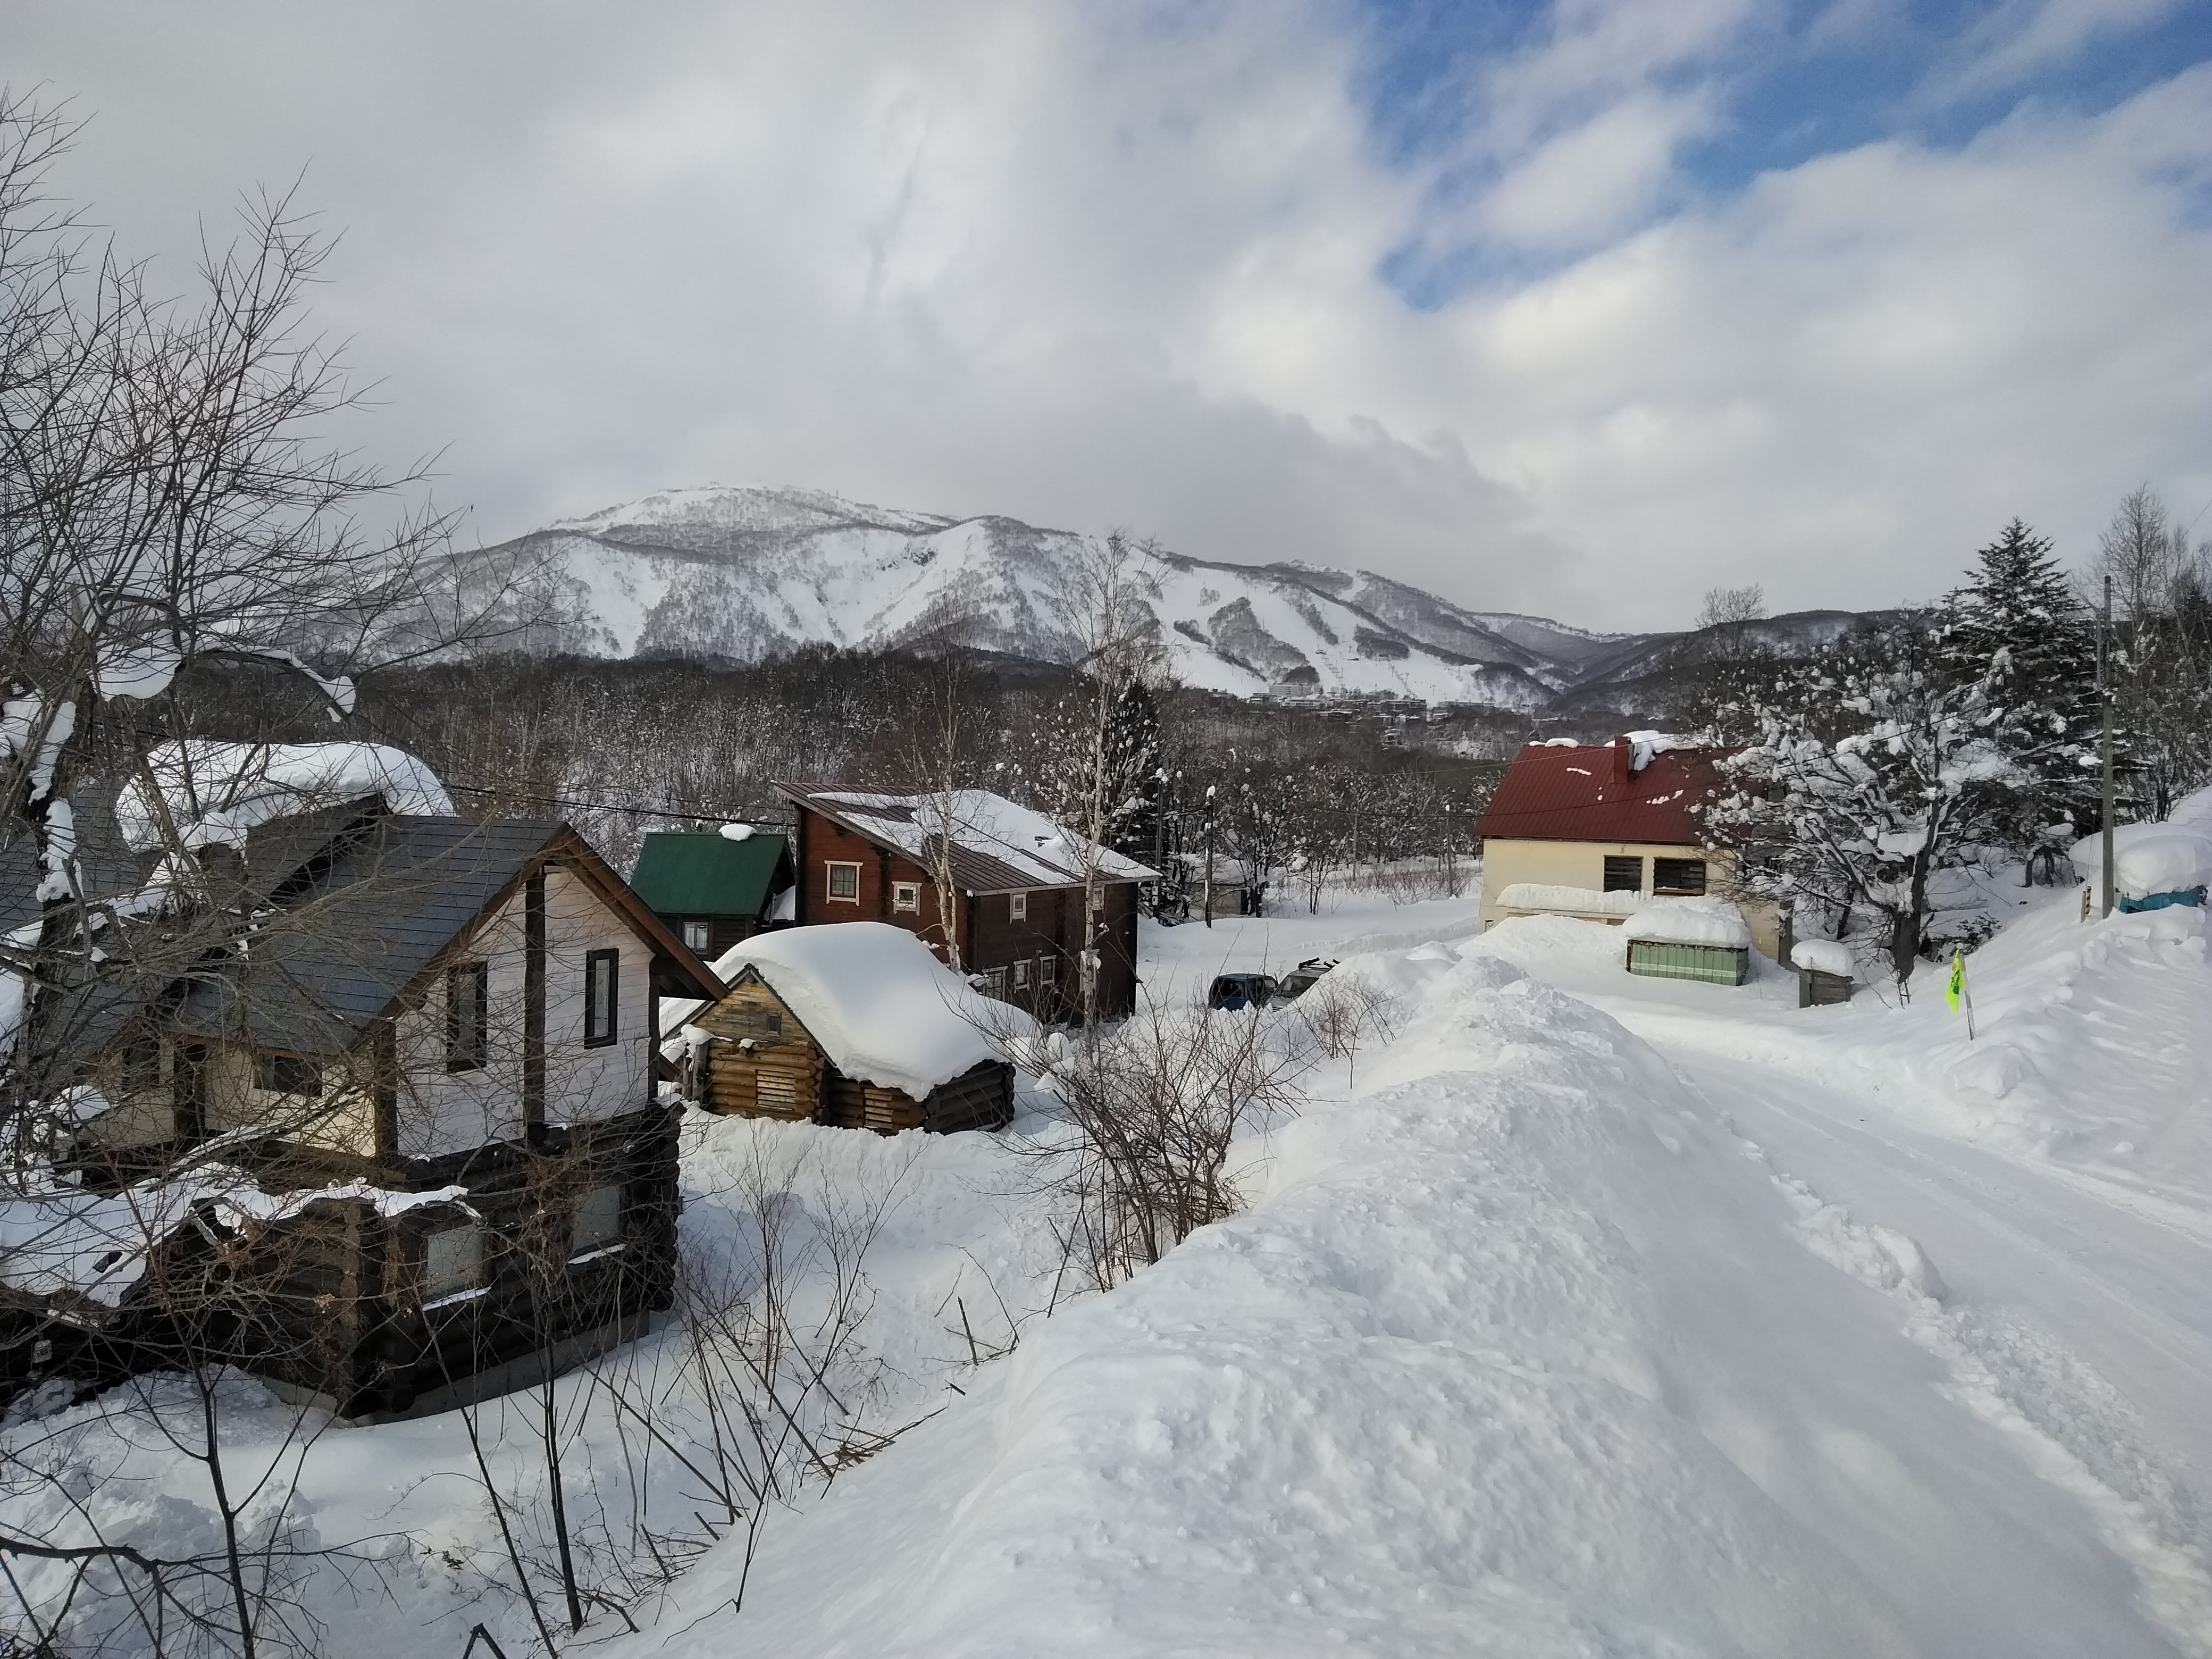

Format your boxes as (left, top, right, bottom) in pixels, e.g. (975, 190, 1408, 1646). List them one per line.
(475, 485, 1611, 708)
(475, 484, 1880, 712)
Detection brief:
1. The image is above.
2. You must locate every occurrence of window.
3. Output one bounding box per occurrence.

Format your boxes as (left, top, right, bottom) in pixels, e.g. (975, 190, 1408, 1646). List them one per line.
(826, 861, 861, 902)
(727, 1003, 783, 1040)
(1602, 856, 1644, 893)
(682, 919, 711, 952)
(423, 1223, 483, 1301)
(255, 1051, 323, 1096)
(892, 881, 920, 912)
(1038, 956, 1057, 987)
(979, 967, 1008, 1000)
(584, 948, 619, 1048)
(118, 1035, 161, 1095)
(1089, 887, 1106, 912)
(572, 1184, 623, 1257)
(1653, 858, 1707, 896)
(1009, 891, 1028, 920)
(446, 961, 489, 1072)
(1012, 959, 1031, 989)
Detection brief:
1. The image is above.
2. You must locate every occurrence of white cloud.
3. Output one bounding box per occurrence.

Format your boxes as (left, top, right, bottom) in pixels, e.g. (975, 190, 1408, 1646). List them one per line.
(3, 1, 2207, 632)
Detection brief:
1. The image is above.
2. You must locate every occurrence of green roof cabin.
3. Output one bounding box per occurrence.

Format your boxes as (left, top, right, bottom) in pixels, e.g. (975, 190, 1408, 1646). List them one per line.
(629, 828, 797, 958)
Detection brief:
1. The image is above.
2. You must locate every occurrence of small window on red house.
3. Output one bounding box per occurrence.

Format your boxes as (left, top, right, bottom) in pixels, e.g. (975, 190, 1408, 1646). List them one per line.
(1010, 891, 1028, 920)
(826, 862, 860, 902)
(893, 881, 920, 911)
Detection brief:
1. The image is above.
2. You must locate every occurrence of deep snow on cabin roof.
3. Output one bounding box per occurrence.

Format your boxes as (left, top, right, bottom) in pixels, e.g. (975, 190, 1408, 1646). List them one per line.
(1474, 739, 1730, 847)
(777, 785, 1157, 892)
(676, 921, 1025, 1099)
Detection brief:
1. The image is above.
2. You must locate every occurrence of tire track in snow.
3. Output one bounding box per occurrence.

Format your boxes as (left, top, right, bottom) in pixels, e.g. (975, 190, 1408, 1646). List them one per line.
(1729, 1129, 2212, 1654)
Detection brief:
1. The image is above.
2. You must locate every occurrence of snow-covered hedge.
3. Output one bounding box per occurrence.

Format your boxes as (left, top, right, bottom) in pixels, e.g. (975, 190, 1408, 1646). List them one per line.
(115, 740, 454, 852)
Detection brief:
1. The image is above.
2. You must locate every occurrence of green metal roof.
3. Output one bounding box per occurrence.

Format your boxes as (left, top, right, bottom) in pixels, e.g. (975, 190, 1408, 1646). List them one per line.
(630, 831, 790, 917)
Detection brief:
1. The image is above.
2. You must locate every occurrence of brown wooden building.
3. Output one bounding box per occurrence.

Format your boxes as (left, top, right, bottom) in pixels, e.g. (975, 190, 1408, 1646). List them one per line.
(775, 785, 1156, 1021)
(664, 921, 1015, 1135)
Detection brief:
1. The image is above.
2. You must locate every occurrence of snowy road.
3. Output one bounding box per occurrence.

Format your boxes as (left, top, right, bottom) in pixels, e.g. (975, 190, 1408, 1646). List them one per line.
(1671, 1050, 2212, 1498)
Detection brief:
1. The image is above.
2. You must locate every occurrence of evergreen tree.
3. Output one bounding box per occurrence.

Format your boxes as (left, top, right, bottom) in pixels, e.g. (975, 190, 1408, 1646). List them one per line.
(1102, 677, 1164, 860)
(1703, 619, 2021, 986)
(1937, 519, 2100, 871)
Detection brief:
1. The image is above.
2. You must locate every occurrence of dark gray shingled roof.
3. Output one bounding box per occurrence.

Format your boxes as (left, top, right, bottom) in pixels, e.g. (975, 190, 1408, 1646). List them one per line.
(175, 815, 565, 1054)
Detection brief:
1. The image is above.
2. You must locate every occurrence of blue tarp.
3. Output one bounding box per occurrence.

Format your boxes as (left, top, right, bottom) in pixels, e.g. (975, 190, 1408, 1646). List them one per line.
(2116, 886, 2207, 914)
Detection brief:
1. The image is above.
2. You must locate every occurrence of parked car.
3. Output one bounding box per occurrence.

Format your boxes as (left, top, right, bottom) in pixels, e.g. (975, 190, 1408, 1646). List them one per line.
(1207, 972, 1278, 1011)
(1271, 958, 1338, 1001)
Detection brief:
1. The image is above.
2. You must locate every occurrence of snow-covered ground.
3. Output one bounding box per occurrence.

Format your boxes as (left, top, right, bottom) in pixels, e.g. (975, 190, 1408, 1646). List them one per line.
(10, 860, 2211, 1655)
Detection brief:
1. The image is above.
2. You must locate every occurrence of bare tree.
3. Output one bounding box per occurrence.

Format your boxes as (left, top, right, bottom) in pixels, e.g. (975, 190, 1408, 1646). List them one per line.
(1025, 999, 1308, 1289)
(1040, 532, 1166, 1025)
(2085, 487, 2212, 817)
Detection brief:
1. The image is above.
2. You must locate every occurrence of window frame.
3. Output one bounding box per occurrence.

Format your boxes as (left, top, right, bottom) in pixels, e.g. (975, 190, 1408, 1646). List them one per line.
(825, 861, 861, 903)
(571, 1183, 624, 1260)
(1009, 891, 1028, 921)
(892, 880, 920, 912)
(1038, 956, 1057, 987)
(255, 1051, 323, 1097)
(422, 1221, 484, 1302)
(681, 918, 711, 952)
(446, 960, 490, 1073)
(583, 947, 621, 1049)
(1012, 958, 1031, 990)
(1652, 857, 1708, 896)
(1601, 855, 1644, 893)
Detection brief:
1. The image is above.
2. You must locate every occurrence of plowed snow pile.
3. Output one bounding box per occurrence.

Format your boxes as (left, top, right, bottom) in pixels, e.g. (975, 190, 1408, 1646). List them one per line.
(625, 946, 2200, 1657)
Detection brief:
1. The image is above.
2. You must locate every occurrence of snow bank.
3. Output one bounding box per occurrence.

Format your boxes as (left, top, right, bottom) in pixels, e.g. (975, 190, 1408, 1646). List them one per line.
(1791, 939, 1856, 977)
(115, 741, 454, 852)
(1494, 882, 1640, 916)
(690, 922, 1029, 1097)
(625, 942, 2189, 1657)
(1622, 898, 1752, 946)
(2070, 824, 2212, 900)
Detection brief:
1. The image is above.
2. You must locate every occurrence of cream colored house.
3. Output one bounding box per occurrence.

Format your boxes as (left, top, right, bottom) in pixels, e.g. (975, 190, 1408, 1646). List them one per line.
(1475, 738, 1779, 958)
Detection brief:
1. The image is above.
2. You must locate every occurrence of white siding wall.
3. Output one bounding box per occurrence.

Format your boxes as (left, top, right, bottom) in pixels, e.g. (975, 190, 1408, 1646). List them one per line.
(543, 864, 653, 1126)
(392, 861, 653, 1159)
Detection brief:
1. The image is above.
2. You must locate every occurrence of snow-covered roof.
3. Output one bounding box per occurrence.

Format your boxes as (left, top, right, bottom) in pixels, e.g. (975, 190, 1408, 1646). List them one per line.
(780, 785, 1156, 891)
(2070, 824, 2212, 901)
(1622, 899, 1753, 947)
(0, 1154, 466, 1311)
(673, 921, 1028, 1097)
(1495, 882, 1643, 917)
(1790, 939, 1856, 977)
(115, 740, 454, 853)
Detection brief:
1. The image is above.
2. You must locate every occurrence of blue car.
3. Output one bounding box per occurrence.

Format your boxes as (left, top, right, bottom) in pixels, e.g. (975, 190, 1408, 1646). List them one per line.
(1207, 972, 1279, 1011)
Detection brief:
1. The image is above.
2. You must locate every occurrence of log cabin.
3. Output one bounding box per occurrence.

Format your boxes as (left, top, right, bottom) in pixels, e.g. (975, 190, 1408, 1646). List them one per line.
(662, 921, 1019, 1135)
(774, 784, 1156, 1021)
(2, 793, 723, 1417)
(1474, 735, 1779, 956)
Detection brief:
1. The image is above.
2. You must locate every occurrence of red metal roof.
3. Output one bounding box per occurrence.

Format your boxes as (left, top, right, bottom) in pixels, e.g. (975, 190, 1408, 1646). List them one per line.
(1474, 740, 1728, 846)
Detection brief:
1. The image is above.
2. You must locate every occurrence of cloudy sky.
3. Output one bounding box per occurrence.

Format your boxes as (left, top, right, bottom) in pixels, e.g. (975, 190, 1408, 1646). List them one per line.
(9, 1, 2210, 628)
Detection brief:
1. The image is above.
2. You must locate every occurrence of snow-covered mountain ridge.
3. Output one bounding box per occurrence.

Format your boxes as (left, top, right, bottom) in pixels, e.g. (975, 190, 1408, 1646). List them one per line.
(482, 484, 1858, 708)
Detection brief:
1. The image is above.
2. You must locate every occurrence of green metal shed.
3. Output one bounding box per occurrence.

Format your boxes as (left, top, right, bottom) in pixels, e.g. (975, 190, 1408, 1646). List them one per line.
(629, 831, 795, 958)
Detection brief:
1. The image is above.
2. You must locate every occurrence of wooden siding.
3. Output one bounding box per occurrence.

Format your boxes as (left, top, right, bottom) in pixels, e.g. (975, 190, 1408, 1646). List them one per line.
(791, 804, 1141, 1019)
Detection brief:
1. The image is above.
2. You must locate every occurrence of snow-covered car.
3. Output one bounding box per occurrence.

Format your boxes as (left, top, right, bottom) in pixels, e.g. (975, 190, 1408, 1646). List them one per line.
(1270, 958, 1338, 1001)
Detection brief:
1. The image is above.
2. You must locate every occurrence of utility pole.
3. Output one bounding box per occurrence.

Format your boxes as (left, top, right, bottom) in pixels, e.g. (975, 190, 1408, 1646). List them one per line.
(1202, 786, 1217, 929)
(2100, 573, 2115, 920)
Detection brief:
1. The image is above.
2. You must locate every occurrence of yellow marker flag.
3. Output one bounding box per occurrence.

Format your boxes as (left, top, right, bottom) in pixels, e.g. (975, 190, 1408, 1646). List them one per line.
(1945, 950, 1965, 1014)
